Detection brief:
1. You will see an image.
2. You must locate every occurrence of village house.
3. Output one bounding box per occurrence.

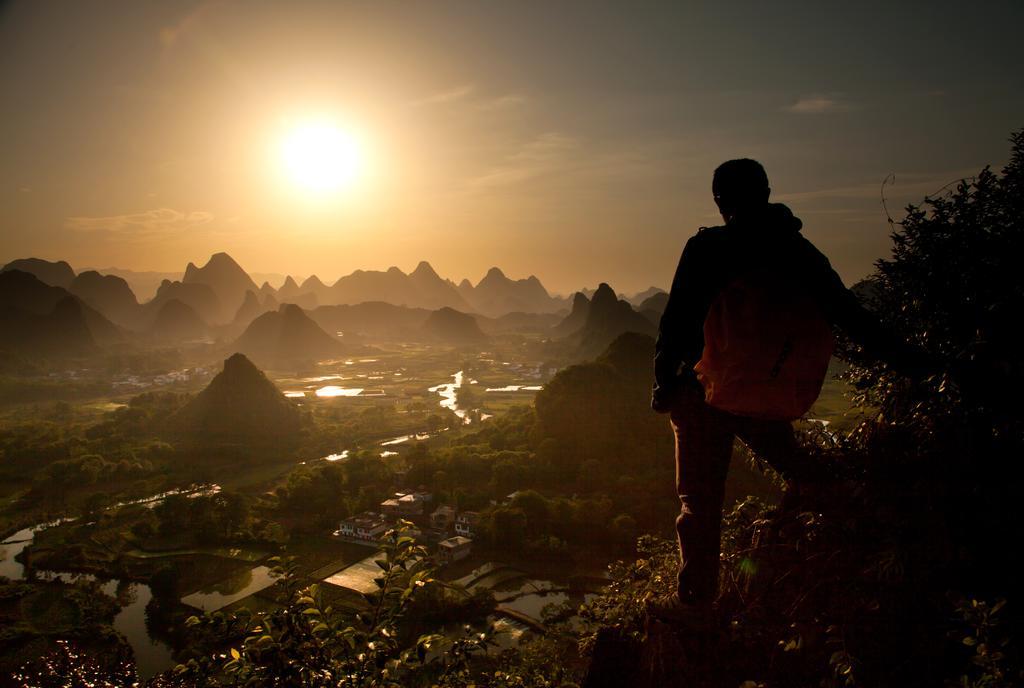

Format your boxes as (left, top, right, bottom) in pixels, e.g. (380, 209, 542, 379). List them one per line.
(338, 512, 389, 542)
(430, 505, 456, 530)
(437, 535, 472, 564)
(454, 511, 480, 538)
(380, 491, 433, 518)
(380, 497, 402, 518)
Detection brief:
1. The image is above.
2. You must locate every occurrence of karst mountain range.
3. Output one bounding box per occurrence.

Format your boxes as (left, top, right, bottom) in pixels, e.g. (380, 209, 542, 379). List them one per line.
(0, 253, 668, 365)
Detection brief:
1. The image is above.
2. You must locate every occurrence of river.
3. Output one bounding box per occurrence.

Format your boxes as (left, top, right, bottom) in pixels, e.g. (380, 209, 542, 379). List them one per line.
(0, 372, 534, 677)
(0, 486, 222, 678)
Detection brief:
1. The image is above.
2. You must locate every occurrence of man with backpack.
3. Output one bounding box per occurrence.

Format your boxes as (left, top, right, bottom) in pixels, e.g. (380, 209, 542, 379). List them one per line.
(652, 158, 921, 610)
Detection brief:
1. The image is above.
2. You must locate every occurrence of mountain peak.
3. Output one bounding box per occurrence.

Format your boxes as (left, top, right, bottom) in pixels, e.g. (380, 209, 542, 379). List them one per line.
(171, 353, 300, 446)
(222, 351, 263, 378)
(484, 266, 506, 280)
(592, 283, 617, 303)
(207, 251, 239, 266)
(412, 261, 440, 279)
(1, 258, 76, 288)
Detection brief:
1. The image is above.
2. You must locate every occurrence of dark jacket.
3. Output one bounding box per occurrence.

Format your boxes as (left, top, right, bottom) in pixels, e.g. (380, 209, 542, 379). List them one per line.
(652, 203, 915, 412)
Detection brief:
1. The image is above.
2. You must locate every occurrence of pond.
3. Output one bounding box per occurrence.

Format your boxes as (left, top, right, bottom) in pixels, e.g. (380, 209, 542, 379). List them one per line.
(180, 565, 277, 612)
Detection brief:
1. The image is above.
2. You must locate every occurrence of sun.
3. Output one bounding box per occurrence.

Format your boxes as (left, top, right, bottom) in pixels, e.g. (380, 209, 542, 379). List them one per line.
(279, 120, 362, 194)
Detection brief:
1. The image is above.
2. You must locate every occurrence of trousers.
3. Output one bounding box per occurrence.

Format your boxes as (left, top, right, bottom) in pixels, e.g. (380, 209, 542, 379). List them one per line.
(670, 394, 812, 603)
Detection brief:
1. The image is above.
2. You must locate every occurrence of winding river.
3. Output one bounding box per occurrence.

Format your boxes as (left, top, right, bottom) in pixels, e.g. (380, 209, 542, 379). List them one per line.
(0, 487, 223, 678)
(0, 371, 523, 676)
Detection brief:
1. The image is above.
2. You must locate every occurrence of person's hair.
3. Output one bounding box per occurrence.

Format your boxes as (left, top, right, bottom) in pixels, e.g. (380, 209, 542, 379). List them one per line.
(712, 158, 770, 209)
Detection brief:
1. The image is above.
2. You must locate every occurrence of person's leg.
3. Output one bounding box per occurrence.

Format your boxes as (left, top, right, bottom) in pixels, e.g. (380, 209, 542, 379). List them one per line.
(734, 417, 821, 481)
(670, 399, 735, 604)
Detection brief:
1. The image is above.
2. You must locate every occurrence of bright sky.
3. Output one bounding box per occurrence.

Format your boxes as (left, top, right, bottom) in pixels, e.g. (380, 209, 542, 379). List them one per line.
(1, 0, 1022, 294)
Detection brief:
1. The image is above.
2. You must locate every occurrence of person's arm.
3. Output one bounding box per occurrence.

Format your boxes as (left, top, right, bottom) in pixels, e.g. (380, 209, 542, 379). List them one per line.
(653, 234, 710, 412)
(804, 239, 928, 377)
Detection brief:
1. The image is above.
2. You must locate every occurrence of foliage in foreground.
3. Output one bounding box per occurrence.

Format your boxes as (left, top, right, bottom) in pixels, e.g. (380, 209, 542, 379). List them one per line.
(152, 523, 495, 687)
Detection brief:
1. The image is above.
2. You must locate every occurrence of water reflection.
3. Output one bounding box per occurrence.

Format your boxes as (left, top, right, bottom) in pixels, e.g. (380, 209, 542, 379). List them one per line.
(429, 371, 471, 424)
(315, 386, 364, 397)
(180, 565, 276, 612)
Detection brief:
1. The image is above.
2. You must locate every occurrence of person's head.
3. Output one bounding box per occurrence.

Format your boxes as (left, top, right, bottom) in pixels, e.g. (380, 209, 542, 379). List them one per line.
(712, 158, 770, 223)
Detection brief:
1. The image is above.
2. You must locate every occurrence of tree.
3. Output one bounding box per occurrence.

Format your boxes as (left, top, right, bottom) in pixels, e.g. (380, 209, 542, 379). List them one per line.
(848, 129, 1024, 441)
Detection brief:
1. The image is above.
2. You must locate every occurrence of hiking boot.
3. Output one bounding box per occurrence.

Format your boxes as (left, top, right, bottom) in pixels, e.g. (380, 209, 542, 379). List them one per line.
(645, 595, 716, 631)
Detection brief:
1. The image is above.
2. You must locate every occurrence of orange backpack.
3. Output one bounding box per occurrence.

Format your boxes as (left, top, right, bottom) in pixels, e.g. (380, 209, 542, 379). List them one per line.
(694, 268, 835, 420)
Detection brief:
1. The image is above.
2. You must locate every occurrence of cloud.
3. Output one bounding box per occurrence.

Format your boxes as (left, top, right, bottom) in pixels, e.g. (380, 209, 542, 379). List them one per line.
(469, 133, 578, 188)
(784, 95, 849, 114)
(476, 94, 527, 111)
(65, 208, 215, 238)
(410, 85, 527, 112)
(410, 84, 475, 107)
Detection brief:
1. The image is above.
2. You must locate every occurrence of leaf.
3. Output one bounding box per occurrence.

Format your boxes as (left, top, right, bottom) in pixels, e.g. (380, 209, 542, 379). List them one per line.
(230, 648, 240, 660)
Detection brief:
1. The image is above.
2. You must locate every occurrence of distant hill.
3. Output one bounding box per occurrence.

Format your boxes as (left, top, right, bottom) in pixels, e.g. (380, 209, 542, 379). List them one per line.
(476, 310, 564, 335)
(421, 307, 487, 345)
(232, 303, 347, 366)
(458, 266, 563, 317)
(534, 332, 662, 467)
(534, 328, 772, 520)
(83, 267, 180, 302)
(298, 275, 332, 305)
(1, 258, 76, 288)
(260, 291, 279, 311)
(0, 269, 75, 313)
(68, 270, 139, 327)
(552, 292, 591, 338)
(222, 290, 275, 340)
(574, 283, 657, 359)
(276, 275, 318, 309)
(0, 296, 98, 357)
(0, 270, 123, 351)
(277, 275, 301, 300)
(170, 353, 300, 447)
(308, 302, 431, 341)
(147, 299, 209, 343)
(182, 252, 259, 321)
(144, 279, 223, 326)
(638, 291, 669, 325)
(232, 290, 268, 327)
(626, 286, 666, 306)
(324, 261, 471, 311)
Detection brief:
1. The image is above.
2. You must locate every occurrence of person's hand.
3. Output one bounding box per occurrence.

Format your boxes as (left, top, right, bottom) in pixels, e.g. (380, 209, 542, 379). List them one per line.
(651, 387, 675, 414)
(652, 373, 703, 413)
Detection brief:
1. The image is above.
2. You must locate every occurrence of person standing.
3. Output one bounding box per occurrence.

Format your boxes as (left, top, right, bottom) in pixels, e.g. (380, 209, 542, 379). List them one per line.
(652, 158, 920, 609)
